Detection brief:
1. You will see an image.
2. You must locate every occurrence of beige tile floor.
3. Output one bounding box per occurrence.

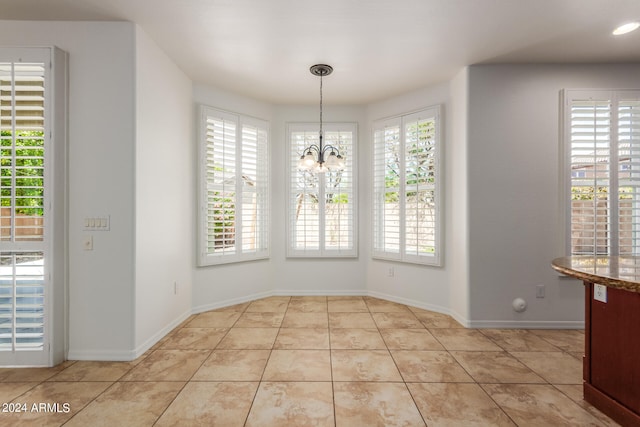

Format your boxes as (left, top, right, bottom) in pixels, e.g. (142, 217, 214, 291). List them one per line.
(0, 296, 619, 426)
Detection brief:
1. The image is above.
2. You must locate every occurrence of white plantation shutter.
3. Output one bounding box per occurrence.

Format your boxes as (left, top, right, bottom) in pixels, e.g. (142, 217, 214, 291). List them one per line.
(199, 106, 269, 265)
(618, 99, 640, 254)
(287, 123, 357, 257)
(0, 53, 48, 357)
(206, 112, 236, 255)
(404, 112, 438, 260)
(1, 62, 46, 243)
(565, 90, 640, 256)
(324, 129, 354, 252)
(373, 119, 401, 259)
(290, 129, 321, 252)
(372, 107, 441, 265)
(240, 119, 269, 254)
(0, 253, 45, 351)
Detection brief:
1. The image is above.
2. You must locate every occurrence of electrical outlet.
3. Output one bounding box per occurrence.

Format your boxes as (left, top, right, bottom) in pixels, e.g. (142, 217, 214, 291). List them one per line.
(174, 281, 178, 295)
(536, 284, 545, 298)
(594, 284, 607, 303)
(387, 267, 394, 277)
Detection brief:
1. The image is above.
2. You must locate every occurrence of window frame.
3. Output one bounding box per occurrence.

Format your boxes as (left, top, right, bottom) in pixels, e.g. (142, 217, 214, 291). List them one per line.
(0, 46, 67, 367)
(286, 122, 358, 258)
(561, 89, 640, 256)
(197, 105, 270, 266)
(372, 106, 442, 266)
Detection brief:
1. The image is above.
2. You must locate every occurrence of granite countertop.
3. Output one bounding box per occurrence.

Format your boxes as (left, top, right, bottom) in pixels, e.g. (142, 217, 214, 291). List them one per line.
(552, 256, 640, 293)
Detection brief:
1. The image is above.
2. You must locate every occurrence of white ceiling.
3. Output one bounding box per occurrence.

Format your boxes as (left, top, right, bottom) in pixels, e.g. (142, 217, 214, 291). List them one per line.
(1, 0, 639, 104)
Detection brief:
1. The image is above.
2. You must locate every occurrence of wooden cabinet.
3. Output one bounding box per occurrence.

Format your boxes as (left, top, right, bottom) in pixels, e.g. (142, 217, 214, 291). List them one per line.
(584, 281, 640, 426)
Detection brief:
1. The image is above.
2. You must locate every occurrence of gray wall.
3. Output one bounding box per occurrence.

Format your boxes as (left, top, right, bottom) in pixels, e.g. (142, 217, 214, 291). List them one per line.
(467, 63, 640, 326)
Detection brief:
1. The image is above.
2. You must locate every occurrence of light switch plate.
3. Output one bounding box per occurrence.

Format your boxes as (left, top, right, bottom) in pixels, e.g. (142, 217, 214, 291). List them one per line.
(83, 215, 110, 231)
(83, 235, 93, 251)
(594, 284, 607, 303)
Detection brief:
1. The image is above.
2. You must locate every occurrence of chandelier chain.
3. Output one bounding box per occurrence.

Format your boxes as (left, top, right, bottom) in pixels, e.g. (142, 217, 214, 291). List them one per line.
(297, 64, 343, 173)
(319, 71, 323, 139)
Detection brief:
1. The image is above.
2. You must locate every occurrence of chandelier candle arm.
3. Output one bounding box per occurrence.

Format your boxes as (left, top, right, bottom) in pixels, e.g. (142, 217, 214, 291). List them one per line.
(298, 64, 344, 173)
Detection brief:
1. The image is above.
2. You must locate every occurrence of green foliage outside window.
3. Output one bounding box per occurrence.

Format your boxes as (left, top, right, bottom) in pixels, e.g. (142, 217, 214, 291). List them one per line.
(0, 130, 44, 216)
(209, 191, 235, 249)
(384, 119, 435, 202)
(571, 186, 633, 200)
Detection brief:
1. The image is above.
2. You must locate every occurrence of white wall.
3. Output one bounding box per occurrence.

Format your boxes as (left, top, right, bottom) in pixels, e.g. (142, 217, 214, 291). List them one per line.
(50, 47, 69, 364)
(191, 82, 460, 311)
(192, 85, 274, 312)
(7, 20, 640, 364)
(191, 87, 371, 308)
(448, 68, 470, 324)
(364, 83, 452, 313)
(467, 63, 640, 327)
(0, 20, 138, 359)
(134, 26, 194, 355)
(192, 65, 640, 328)
(191, 86, 372, 305)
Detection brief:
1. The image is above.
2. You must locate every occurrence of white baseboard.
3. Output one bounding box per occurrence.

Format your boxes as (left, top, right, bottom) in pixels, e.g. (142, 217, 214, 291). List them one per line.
(366, 291, 584, 329)
(66, 291, 585, 361)
(191, 290, 273, 314)
(67, 348, 138, 362)
(364, 291, 467, 327)
(131, 308, 194, 359)
(468, 320, 585, 329)
(194, 290, 585, 330)
(273, 289, 368, 297)
(68, 308, 194, 362)
(192, 289, 368, 314)
(366, 290, 452, 316)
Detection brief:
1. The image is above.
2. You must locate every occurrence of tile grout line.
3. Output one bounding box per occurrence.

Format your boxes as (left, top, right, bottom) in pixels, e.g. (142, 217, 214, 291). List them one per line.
(325, 298, 337, 427)
(155, 301, 250, 426)
(463, 331, 523, 427)
(57, 356, 145, 425)
(378, 304, 430, 426)
(241, 297, 290, 427)
(1, 296, 602, 426)
(151, 322, 221, 425)
(486, 329, 592, 425)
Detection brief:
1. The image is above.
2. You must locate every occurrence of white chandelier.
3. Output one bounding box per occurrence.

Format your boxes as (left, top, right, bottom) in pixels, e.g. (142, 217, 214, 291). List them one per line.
(297, 64, 345, 173)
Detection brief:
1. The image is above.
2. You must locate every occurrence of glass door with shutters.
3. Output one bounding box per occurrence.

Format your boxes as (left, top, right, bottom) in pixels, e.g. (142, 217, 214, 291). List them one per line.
(0, 50, 49, 366)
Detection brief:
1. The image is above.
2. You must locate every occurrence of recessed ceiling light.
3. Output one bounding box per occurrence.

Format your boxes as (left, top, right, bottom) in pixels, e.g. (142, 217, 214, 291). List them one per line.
(612, 22, 640, 35)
